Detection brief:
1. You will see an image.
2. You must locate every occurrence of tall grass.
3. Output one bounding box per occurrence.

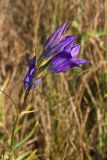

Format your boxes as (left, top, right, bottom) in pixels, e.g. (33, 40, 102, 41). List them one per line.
(0, 0, 107, 159)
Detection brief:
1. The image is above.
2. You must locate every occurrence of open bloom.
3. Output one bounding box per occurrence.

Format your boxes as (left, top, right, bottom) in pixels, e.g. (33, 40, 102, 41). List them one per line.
(39, 22, 89, 73)
(24, 22, 89, 92)
(48, 45, 89, 73)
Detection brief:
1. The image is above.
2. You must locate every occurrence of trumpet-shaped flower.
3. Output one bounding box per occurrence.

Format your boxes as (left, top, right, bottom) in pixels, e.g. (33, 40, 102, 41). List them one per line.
(48, 48, 89, 73)
(38, 22, 69, 65)
(24, 56, 41, 92)
(44, 21, 69, 49)
(24, 22, 89, 92)
(42, 36, 75, 59)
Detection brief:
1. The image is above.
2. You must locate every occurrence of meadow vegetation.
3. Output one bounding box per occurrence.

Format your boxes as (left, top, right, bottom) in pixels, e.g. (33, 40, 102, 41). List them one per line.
(0, 0, 107, 159)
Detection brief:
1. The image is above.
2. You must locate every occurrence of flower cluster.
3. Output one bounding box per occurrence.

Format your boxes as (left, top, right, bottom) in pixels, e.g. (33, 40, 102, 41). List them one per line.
(24, 22, 89, 93)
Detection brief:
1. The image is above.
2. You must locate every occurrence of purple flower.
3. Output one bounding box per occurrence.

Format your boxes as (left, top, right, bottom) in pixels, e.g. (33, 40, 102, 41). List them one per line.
(22, 21, 89, 112)
(44, 21, 69, 49)
(24, 56, 41, 91)
(24, 22, 89, 91)
(38, 22, 69, 64)
(48, 45, 89, 73)
(42, 36, 75, 58)
(38, 22, 89, 73)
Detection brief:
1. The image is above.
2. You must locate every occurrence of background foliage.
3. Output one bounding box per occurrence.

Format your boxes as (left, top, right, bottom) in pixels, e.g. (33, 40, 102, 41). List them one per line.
(0, 0, 107, 159)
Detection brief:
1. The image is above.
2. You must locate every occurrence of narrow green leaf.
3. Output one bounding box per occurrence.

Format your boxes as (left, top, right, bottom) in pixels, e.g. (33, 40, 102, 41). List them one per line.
(16, 151, 30, 160)
(12, 121, 38, 151)
(26, 150, 37, 160)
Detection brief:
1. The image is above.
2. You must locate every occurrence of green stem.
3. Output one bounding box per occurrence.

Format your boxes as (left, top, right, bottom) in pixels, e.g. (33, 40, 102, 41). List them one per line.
(10, 91, 28, 151)
(10, 112, 19, 151)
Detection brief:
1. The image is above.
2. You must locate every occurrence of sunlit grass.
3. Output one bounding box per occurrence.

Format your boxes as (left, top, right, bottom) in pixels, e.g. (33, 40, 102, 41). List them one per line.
(0, 0, 107, 159)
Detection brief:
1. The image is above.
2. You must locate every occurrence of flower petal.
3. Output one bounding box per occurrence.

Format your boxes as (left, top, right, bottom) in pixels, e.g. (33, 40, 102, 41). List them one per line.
(48, 51, 89, 73)
(70, 44, 81, 57)
(32, 78, 42, 88)
(71, 59, 90, 65)
(64, 37, 75, 52)
(24, 56, 36, 90)
(44, 22, 69, 48)
(48, 51, 72, 72)
(29, 56, 36, 68)
(52, 36, 75, 54)
(49, 60, 72, 72)
(42, 36, 75, 58)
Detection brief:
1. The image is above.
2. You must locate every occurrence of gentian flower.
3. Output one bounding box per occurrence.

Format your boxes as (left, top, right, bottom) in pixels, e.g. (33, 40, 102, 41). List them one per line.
(44, 21, 69, 49)
(42, 36, 75, 59)
(38, 22, 89, 73)
(48, 45, 89, 73)
(24, 22, 89, 93)
(24, 56, 41, 92)
(38, 22, 69, 65)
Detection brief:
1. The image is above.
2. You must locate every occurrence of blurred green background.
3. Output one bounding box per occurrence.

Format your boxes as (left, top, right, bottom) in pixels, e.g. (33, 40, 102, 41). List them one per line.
(0, 0, 107, 159)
